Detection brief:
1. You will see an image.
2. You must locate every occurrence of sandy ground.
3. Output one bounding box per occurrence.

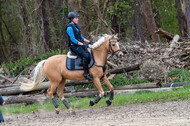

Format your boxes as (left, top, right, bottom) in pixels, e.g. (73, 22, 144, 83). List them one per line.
(1, 100, 190, 126)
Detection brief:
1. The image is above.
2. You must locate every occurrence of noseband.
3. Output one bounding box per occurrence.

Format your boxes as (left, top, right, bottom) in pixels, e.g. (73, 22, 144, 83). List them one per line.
(109, 39, 121, 56)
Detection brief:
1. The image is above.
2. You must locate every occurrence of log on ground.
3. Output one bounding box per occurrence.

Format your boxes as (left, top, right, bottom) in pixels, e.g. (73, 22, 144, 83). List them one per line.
(107, 64, 140, 74)
(114, 82, 160, 90)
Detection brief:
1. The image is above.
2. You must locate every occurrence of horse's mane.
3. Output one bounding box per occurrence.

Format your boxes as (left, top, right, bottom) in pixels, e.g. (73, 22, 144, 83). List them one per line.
(89, 34, 111, 49)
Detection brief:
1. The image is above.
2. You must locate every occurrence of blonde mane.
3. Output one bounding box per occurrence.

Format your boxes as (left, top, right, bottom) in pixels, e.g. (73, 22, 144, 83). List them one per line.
(89, 34, 111, 49)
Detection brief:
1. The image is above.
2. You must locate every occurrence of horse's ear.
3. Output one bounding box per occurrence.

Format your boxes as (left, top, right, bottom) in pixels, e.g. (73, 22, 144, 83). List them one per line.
(111, 35, 114, 39)
(115, 34, 118, 37)
(114, 34, 118, 39)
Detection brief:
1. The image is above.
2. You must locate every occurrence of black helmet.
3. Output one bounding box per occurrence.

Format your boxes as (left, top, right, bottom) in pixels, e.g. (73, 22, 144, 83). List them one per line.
(68, 12, 79, 19)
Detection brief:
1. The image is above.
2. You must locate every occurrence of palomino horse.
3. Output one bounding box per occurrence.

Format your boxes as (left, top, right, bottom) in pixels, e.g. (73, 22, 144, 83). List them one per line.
(20, 34, 123, 114)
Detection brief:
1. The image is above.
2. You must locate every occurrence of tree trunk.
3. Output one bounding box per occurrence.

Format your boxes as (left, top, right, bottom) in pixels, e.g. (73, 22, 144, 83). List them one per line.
(55, 0, 69, 50)
(175, 0, 188, 37)
(47, 0, 59, 39)
(133, 0, 147, 42)
(18, 0, 33, 57)
(108, 0, 119, 34)
(42, 0, 52, 50)
(186, 0, 190, 36)
(141, 0, 160, 42)
(36, 0, 52, 52)
(0, 1, 8, 62)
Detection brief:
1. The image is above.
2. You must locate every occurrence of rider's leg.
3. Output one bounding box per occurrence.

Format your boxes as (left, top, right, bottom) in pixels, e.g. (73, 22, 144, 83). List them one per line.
(71, 45, 93, 81)
(83, 57, 93, 81)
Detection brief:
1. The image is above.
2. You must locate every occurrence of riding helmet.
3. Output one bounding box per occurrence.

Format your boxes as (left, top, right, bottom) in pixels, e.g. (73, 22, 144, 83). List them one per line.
(68, 12, 79, 19)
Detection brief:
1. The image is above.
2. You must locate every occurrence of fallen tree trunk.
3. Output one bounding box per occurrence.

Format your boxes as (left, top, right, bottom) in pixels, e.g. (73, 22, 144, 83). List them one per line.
(4, 95, 49, 104)
(114, 82, 160, 90)
(107, 64, 140, 74)
(0, 74, 116, 95)
(0, 82, 51, 95)
(4, 87, 173, 105)
(162, 81, 190, 87)
(155, 28, 184, 41)
(0, 64, 140, 95)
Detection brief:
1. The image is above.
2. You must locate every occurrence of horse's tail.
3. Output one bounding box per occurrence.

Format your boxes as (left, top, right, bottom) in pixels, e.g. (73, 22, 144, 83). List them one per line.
(20, 60, 46, 91)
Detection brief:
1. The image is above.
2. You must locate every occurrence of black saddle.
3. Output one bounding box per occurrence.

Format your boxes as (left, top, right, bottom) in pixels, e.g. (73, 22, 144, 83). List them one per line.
(66, 50, 94, 70)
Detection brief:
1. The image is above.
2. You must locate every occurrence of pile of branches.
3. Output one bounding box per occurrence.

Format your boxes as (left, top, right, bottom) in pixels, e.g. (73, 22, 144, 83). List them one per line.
(112, 35, 190, 82)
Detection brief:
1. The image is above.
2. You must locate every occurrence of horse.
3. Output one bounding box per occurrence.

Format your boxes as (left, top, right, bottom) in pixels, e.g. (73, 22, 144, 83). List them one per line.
(20, 34, 124, 114)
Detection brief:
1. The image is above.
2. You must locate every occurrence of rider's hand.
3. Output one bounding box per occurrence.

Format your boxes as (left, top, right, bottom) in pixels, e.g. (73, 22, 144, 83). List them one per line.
(89, 41, 94, 45)
(82, 43, 89, 48)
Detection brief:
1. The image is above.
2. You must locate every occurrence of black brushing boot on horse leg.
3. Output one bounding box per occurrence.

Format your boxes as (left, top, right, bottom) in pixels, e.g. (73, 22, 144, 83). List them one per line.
(62, 98, 76, 115)
(83, 58, 93, 81)
(106, 91, 114, 106)
(51, 97, 59, 114)
(89, 92, 104, 106)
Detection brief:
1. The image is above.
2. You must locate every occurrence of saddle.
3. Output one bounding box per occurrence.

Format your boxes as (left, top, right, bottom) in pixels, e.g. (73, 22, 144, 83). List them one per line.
(66, 50, 94, 70)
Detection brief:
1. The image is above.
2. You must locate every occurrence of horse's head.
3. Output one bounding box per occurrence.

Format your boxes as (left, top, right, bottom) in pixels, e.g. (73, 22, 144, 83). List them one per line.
(108, 34, 123, 58)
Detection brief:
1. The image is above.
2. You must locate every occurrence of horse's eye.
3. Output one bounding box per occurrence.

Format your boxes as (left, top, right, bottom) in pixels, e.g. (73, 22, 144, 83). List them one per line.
(112, 44, 115, 46)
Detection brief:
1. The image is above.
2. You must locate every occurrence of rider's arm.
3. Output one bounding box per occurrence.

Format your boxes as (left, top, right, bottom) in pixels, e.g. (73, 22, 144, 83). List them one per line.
(84, 38, 90, 43)
(67, 27, 79, 45)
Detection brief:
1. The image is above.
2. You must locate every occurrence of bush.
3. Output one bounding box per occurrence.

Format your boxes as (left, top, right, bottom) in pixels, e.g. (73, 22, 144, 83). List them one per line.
(168, 68, 190, 82)
(0, 49, 66, 77)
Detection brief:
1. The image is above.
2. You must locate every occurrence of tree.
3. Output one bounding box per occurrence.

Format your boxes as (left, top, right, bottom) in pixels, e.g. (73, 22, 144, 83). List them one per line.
(133, 0, 147, 42)
(175, 0, 188, 37)
(18, 0, 33, 57)
(36, 0, 52, 52)
(185, 0, 190, 36)
(141, 0, 160, 42)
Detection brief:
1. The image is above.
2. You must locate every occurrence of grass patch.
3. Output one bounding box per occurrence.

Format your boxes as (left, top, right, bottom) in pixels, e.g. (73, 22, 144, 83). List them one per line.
(2, 85, 190, 115)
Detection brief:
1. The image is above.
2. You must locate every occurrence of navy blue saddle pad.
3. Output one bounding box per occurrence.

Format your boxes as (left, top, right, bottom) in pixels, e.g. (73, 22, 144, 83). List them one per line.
(66, 51, 94, 70)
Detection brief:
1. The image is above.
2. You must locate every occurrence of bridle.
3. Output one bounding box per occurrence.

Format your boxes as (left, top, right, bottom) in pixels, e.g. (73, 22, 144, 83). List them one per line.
(109, 39, 121, 56)
(94, 38, 122, 79)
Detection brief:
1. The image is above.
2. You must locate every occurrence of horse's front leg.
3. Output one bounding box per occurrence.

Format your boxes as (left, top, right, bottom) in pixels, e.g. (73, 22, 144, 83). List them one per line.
(102, 76, 114, 106)
(89, 78, 104, 106)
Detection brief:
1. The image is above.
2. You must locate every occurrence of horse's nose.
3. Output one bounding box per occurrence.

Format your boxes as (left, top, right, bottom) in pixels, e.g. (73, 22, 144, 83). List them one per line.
(117, 53, 123, 58)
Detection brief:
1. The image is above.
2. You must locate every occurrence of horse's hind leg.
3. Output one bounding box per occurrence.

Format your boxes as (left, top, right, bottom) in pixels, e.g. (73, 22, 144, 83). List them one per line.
(47, 81, 60, 114)
(57, 79, 75, 114)
(102, 76, 114, 106)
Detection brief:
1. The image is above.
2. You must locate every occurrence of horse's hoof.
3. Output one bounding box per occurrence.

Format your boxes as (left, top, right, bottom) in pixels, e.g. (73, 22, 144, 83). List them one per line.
(69, 110, 76, 115)
(55, 110, 59, 114)
(106, 100, 112, 106)
(89, 100, 95, 106)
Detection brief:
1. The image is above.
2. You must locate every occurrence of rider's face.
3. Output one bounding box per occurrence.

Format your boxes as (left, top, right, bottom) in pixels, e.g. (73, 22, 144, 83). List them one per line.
(72, 17, 79, 24)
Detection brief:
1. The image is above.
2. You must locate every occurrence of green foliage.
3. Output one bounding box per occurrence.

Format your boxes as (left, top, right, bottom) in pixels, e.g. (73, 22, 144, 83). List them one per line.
(105, 0, 134, 37)
(168, 68, 190, 82)
(107, 0, 134, 25)
(151, 0, 180, 35)
(0, 49, 66, 77)
(110, 72, 150, 87)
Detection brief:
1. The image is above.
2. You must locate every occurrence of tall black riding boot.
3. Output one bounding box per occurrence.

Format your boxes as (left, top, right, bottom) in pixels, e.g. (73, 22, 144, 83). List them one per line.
(83, 59, 93, 81)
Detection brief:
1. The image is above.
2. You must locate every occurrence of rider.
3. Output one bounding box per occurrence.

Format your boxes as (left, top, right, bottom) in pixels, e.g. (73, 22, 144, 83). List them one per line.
(66, 11, 93, 81)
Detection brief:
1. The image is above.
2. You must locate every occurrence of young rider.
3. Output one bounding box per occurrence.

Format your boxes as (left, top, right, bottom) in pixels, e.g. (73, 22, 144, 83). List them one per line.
(66, 11, 93, 81)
